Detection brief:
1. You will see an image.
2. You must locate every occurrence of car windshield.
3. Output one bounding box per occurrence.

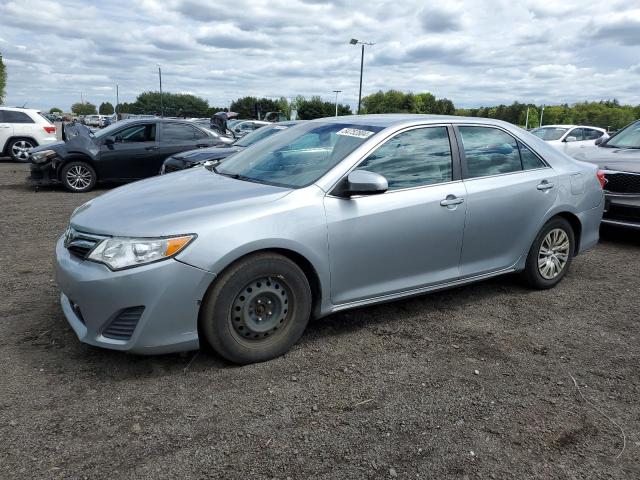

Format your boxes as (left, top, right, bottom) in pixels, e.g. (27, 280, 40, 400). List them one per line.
(234, 124, 291, 147)
(530, 127, 568, 141)
(215, 122, 384, 188)
(605, 121, 640, 148)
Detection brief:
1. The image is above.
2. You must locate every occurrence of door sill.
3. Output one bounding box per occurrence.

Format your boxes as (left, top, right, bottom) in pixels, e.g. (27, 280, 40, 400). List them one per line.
(330, 267, 516, 313)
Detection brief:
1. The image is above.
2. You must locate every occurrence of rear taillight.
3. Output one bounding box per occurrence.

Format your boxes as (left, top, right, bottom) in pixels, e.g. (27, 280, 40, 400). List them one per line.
(596, 170, 607, 189)
(43, 126, 56, 134)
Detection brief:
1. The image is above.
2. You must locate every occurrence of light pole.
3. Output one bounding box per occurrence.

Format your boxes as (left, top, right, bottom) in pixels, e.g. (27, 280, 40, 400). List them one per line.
(350, 38, 374, 115)
(333, 90, 342, 116)
(157, 64, 164, 117)
(115, 83, 119, 121)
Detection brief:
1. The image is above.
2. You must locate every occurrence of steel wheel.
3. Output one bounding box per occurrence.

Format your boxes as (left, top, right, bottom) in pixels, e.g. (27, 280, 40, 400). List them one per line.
(230, 277, 291, 341)
(11, 139, 34, 161)
(537, 228, 570, 280)
(65, 165, 93, 191)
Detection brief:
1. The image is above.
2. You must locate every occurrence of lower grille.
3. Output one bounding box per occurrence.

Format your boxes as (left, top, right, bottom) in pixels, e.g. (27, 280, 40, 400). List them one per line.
(102, 307, 145, 340)
(604, 171, 640, 194)
(605, 204, 640, 222)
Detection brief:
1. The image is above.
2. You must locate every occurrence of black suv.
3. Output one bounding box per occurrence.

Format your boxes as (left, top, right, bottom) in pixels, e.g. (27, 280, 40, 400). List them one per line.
(28, 118, 227, 192)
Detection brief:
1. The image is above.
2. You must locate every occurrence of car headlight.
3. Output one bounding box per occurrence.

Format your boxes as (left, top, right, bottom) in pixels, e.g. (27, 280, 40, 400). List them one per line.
(30, 149, 57, 164)
(87, 235, 195, 270)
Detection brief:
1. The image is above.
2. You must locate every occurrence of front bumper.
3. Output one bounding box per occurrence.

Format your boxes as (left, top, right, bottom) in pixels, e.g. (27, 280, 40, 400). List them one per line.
(603, 193, 640, 229)
(28, 160, 58, 186)
(55, 236, 216, 354)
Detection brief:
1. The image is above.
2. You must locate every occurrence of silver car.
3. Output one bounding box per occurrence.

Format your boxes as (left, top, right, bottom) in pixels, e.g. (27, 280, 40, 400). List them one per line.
(56, 115, 604, 364)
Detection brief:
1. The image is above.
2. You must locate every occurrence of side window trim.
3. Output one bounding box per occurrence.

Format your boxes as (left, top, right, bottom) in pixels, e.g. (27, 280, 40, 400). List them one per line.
(453, 124, 550, 180)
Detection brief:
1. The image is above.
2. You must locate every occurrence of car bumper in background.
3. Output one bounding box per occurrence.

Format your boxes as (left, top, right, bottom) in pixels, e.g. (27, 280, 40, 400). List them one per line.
(55, 236, 216, 354)
(603, 193, 640, 229)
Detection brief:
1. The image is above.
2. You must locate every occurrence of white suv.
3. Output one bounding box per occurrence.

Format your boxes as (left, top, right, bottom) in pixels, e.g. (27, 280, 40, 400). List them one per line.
(0, 107, 57, 162)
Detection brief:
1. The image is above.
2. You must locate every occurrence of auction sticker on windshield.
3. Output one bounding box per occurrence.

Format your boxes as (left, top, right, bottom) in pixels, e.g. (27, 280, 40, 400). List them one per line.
(336, 128, 376, 139)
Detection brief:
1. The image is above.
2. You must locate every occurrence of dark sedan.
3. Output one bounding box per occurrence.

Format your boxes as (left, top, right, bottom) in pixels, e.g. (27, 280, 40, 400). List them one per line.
(28, 118, 228, 192)
(161, 121, 302, 174)
(574, 120, 640, 228)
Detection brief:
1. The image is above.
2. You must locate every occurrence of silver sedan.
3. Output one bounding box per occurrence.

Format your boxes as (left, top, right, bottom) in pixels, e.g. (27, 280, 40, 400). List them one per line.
(56, 115, 604, 363)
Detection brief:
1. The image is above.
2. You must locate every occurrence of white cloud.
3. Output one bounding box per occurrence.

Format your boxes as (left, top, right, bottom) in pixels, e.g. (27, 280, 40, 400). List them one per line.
(0, 0, 639, 111)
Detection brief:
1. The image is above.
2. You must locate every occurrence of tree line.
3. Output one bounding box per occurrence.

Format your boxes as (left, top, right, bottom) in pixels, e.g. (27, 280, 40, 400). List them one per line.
(59, 89, 640, 130)
(66, 92, 353, 120)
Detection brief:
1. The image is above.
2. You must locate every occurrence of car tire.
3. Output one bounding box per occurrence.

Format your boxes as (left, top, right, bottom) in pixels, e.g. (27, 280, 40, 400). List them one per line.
(60, 161, 97, 193)
(200, 253, 312, 364)
(521, 217, 575, 289)
(8, 138, 36, 162)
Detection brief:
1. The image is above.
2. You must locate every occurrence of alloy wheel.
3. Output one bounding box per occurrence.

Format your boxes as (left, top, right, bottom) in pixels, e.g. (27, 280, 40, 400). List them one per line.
(230, 277, 291, 340)
(537, 228, 570, 280)
(65, 165, 93, 190)
(11, 140, 34, 161)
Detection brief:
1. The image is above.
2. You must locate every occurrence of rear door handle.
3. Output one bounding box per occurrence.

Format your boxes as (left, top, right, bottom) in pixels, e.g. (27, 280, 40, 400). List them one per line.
(440, 195, 464, 207)
(196, 144, 209, 148)
(537, 181, 554, 191)
(145, 146, 159, 151)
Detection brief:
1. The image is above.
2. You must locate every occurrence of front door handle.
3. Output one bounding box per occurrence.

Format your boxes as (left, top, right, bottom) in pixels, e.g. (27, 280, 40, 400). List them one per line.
(196, 144, 209, 148)
(440, 195, 464, 207)
(145, 146, 159, 151)
(537, 181, 554, 191)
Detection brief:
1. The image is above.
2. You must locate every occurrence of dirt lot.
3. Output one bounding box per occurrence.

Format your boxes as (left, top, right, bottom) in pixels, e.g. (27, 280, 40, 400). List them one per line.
(1, 160, 639, 479)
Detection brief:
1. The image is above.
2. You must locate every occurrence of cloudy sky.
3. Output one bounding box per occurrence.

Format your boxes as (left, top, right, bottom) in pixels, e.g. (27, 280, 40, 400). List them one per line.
(1, 0, 640, 112)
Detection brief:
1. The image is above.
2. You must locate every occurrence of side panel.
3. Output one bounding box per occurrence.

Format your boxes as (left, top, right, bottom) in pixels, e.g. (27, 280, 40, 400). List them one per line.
(324, 182, 467, 304)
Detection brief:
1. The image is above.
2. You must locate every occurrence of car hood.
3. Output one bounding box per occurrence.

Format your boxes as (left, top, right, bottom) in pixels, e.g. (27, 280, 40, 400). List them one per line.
(70, 167, 292, 237)
(173, 145, 244, 164)
(30, 123, 95, 157)
(573, 146, 640, 173)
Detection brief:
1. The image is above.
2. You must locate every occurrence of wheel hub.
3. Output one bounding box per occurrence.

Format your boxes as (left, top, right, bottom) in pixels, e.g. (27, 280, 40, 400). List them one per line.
(231, 277, 289, 339)
(537, 228, 570, 280)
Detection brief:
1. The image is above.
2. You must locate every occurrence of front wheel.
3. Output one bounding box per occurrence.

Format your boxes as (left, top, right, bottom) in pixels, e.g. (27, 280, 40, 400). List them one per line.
(61, 161, 97, 193)
(200, 253, 312, 364)
(522, 217, 575, 289)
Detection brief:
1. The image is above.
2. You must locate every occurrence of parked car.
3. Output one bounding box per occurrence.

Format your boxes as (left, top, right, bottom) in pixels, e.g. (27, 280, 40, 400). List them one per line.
(28, 118, 228, 192)
(55, 115, 604, 363)
(573, 119, 640, 229)
(229, 120, 270, 138)
(84, 115, 101, 127)
(161, 121, 302, 174)
(0, 107, 57, 162)
(530, 125, 608, 155)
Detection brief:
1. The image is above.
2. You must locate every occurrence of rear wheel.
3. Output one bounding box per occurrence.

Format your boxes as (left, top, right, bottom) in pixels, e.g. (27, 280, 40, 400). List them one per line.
(200, 253, 312, 364)
(61, 161, 97, 193)
(522, 217, 575, 289)
(8, 138, 35, 162)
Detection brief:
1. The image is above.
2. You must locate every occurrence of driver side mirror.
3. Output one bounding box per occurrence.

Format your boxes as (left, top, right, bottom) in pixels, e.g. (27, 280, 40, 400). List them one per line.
(338, 170, 388, 197)
(595, 136, 606, 146)
(565, 136, 578, 143)
(104, 136, 115, 146)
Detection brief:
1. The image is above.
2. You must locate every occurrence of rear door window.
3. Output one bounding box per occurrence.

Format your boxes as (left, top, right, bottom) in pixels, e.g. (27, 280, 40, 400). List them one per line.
(162, 123, 198, 141)
(583, 128, 603, 140)
(458, 126, 522, 178)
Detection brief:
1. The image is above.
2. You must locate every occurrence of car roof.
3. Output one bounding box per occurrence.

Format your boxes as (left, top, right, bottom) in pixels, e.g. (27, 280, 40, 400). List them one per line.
(0, 106, 41, 113)
(535, 124, 605, 130)
(308, 113, 520, 129)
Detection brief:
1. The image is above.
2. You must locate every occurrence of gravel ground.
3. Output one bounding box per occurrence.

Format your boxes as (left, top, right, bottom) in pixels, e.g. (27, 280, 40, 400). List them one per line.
(1, 161, 639, 479)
